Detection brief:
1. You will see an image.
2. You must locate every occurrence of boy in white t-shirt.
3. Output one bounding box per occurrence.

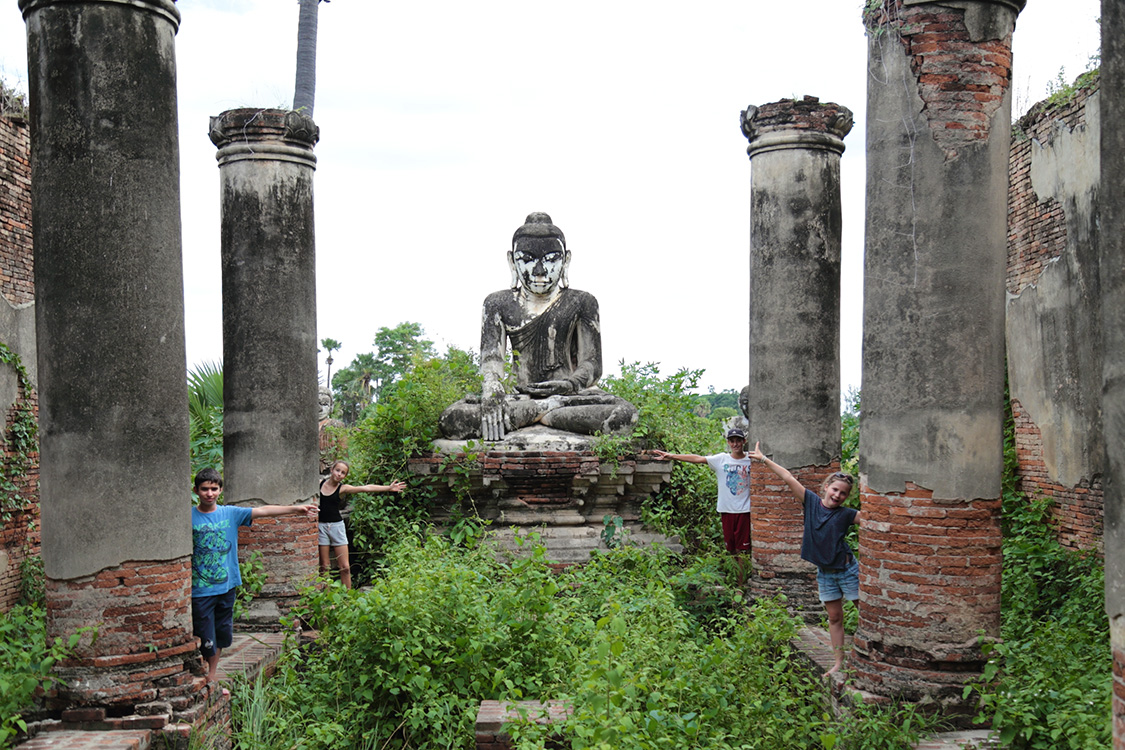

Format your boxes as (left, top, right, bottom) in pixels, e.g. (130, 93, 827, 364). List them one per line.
(653, 427, 753, 582)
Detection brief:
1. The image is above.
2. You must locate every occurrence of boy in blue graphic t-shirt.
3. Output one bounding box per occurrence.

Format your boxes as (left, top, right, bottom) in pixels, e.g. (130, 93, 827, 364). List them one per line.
(191, 468, 317, 685)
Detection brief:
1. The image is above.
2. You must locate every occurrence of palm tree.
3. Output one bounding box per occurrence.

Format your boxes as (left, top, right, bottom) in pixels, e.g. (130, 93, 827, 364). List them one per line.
(187, 361, 224, 478)
(293, 0, 329, 116)
(321, 337, 341, 385)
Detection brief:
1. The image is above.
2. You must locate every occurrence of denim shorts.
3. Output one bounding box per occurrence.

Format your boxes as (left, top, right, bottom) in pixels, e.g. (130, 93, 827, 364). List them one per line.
(817, 557, 860, 602)
(318, 520, 348, 547)
(192, 587, 237, 658)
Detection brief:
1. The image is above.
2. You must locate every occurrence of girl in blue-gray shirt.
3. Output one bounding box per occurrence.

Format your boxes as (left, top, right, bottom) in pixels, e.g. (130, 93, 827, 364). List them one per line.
(747, 441, 861, 676)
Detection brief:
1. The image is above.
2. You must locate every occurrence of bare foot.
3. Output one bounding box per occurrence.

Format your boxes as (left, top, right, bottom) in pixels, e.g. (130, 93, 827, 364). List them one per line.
(825, 663, 842, 678)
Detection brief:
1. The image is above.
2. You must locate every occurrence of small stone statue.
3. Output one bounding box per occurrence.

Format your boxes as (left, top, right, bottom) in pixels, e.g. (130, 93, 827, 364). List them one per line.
(439, 213, 638, 441)
(317, 386, 346, 473)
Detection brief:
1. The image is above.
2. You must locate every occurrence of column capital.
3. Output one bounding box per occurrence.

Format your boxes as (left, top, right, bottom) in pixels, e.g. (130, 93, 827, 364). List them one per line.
(19, 0, 180, 28)
(741, 96, 853, 159)
(210, 108, 319, 168)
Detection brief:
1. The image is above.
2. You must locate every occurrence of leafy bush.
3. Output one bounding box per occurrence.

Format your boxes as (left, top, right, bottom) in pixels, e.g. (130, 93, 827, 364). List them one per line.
(600, 362, 727, 552)
(963, 395, 1111, 748)
(967, 491, 1110, 749)
(232, 537, 937, 750)
(234, 550, 266, 620)
(0, 605, 92, 749)
(187, 361, 223, 480)
(343, 347, 480, 579)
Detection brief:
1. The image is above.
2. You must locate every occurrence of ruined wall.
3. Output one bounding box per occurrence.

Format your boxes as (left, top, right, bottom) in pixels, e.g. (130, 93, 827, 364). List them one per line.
(0, 112, 39, 612)
(1006, 76, 1102, 552)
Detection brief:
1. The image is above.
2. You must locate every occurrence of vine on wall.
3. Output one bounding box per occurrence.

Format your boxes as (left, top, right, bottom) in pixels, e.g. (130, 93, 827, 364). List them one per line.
(0, 342, 37, 521)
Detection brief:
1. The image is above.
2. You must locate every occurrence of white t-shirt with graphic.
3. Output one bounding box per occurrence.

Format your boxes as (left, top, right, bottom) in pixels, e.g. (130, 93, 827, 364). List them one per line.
(705, 453, 752, 514)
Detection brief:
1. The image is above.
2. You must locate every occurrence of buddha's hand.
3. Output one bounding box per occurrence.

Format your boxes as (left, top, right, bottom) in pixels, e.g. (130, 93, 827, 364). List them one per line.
(519, 380, 576, 397)
(482, 395, 509, 441)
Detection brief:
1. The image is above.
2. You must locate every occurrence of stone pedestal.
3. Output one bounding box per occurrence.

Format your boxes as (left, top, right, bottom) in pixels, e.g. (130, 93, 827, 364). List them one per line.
(210, 108, 320, 617)
(410, 438, 678, 563)
(21, 0, 198, 712)
(741, 96, 851, 615)
(855, 0, 1021, 713)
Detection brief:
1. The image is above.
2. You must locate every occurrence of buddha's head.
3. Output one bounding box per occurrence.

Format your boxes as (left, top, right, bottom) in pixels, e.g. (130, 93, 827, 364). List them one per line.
(509, 212, 570, 294)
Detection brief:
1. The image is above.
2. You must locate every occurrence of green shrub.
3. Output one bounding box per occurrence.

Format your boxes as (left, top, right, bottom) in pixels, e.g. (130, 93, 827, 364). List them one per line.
(600, 362, 727, 553)
(0, 605, 93, 749)
(342, 348, 480, 579)
(233, 536, 937, 750)
(963, 394, 1111, 748)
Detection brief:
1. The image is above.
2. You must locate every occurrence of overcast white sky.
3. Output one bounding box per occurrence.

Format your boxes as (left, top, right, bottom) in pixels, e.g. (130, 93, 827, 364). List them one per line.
(0, 1, 1103, 396)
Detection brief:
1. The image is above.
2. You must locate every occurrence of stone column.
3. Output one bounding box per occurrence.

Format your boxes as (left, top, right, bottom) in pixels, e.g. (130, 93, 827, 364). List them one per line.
(21, 0, 199, 712)
(854, 0, 1022, 713)
(740, 96, 852, 614)
(1101, 0, 1125, 746)
(210, 109, 320, 623)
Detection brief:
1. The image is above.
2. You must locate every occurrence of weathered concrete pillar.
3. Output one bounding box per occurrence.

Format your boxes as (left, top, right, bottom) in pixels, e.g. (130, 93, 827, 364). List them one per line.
(21, 0, 199, 711)
(740, 96, 852, 614)
(210, 109, 319, 623)
(1101, 0, 1125, 745)
(854, 0, 1021, 713)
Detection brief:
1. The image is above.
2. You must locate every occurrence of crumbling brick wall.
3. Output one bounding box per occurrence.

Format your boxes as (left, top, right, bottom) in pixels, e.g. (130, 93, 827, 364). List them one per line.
(0, 112, 38, 612)
(1006, 76, 1102, 553)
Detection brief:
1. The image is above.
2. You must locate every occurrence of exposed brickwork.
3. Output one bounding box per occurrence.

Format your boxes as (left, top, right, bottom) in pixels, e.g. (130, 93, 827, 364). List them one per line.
(1011, 400, 1103, 551)
(45, 557, 200, 711)
(1007, 76, 1096, 296)
(867, 0, 1014, 157)
(741, 95, 852, 139)
(235, 513, 318, 627)
(1006, 78, 1103, 553)
(852, 482, 1001, 715)
(481, 451, 601, 503)
(412, 451, 672, 523)
(475, 700, 570, 750)
(0, 115, 34, 305)
(0, 112, 39, 614)
(750, 462, 839, 617)
(0, 390, 40, 611)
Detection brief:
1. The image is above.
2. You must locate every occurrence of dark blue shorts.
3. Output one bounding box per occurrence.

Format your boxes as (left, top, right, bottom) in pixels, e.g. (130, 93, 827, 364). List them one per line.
(192, 588, 237, 658)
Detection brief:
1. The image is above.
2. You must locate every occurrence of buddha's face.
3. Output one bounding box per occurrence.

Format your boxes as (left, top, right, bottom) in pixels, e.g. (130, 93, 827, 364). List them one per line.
(511, 238, 569, 295)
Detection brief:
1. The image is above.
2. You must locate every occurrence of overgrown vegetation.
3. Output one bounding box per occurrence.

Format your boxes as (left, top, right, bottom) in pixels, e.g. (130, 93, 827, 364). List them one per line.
(964, 397, 1110, 748)
(340, 341, 480, 579)
(230, 535, 935, 750)
(0, 78, 27, 120)
(0, 605, 92, 749)
(598, 362, 730, 551)
(0, 343, 38, 523)
(187, 360, 223, 480)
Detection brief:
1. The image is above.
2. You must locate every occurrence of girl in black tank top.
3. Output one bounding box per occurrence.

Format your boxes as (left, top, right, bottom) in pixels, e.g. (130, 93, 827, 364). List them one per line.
(316, 460, 408, 589)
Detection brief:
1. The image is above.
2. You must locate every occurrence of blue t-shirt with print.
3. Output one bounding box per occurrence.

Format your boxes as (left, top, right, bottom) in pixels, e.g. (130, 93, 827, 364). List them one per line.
(191, 504, 254, 598)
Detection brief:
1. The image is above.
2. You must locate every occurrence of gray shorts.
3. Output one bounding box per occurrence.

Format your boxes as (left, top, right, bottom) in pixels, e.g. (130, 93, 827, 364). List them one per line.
(318, 521, 348, 547)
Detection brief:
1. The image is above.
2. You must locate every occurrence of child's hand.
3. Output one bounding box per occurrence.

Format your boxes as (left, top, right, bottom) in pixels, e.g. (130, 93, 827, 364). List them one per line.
(388, 480, 407, 493)
(747, 442, 765, 461)
(302, 504, 318, 519)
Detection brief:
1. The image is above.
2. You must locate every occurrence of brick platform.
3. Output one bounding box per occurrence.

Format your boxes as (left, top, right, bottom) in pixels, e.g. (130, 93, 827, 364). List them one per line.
(15, 633, 289, 750)
(410, 450, 680, 562)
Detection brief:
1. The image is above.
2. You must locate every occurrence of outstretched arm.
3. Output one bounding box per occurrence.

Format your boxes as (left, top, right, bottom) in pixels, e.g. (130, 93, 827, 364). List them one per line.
(251, 504, 319, 519)
(340, 480, 407, 495)
(747, 442, 806, 503)
(651, 450, 707, 464)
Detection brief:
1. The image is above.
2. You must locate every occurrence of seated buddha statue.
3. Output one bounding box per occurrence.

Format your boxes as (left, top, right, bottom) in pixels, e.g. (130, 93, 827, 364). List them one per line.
(439, 212, 638, 441)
